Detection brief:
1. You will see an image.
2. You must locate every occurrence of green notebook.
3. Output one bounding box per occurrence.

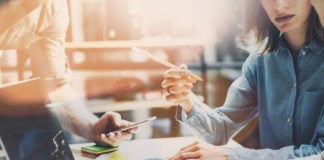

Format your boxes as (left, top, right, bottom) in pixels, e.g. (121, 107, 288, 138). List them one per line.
(81, 145, 119, 158)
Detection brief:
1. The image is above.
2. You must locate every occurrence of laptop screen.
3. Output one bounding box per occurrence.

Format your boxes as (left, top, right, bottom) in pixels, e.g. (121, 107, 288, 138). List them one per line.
(0, 78, 74, 160)
(0, 106, 75, 160)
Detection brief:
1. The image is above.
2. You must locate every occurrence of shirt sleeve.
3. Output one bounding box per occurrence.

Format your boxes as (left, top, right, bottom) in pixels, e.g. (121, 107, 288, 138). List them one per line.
(175, 55, 259, 145)
(228, 106, 324, 160)
(27, 0, 69, 79)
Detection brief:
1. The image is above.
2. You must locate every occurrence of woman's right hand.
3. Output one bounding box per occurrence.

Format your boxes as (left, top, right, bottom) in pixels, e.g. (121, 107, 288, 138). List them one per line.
(161, 65, 198, 114)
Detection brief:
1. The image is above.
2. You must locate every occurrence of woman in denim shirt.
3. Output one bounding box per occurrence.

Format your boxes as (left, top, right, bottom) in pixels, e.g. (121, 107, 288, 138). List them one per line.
(162, 0, 324, 159)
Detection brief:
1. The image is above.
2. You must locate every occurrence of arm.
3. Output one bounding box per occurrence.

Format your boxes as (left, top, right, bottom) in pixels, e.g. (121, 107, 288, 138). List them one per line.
(228, 110, 324, 160)
(28, 0, 134, 146)
(169, 108, 324, 160)
(162, 57, 258, 145)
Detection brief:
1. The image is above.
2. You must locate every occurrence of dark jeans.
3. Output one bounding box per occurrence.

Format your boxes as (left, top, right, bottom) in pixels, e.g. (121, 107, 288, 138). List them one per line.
(0, 116, 74, 160)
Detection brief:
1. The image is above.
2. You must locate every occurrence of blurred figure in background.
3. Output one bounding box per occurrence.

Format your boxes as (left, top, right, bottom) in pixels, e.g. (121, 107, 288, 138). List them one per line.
(0, 0, 136, 158)
(162, 0, 324, 159)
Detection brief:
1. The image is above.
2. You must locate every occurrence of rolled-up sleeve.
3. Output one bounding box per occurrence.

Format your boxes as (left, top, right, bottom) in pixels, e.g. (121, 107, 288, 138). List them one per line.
(28, 0, 69, 80)
(175, 55, 259, 145)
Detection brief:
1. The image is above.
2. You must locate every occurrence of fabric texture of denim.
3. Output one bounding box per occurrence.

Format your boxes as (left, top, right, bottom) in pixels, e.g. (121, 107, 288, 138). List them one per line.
(176, 36, 324, 160)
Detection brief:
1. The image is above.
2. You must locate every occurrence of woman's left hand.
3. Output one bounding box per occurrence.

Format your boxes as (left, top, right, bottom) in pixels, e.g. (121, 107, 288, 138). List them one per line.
(169, 141, 229, 160)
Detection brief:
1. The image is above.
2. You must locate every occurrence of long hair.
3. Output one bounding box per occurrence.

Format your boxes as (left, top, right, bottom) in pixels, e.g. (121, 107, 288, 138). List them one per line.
(237, 0, 324, 54)
(0, 0, 11, 6)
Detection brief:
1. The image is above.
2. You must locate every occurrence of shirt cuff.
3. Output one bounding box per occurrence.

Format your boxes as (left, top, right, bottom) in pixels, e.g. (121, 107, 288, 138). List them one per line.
(175, 104, 200, 122)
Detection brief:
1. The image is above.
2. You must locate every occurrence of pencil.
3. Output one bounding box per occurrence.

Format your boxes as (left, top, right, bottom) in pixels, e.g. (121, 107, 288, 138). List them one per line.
(131, 47, 203, 81)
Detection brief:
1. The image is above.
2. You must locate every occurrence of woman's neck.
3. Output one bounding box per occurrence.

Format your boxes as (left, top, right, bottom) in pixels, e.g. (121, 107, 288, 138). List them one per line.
(284, 27, 307, 55)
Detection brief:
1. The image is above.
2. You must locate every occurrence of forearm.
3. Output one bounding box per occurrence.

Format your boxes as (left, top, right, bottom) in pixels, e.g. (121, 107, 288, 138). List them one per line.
(228, 143, 324, 160)
(48, 84, 98, 140)
(176, 100, 254, 145)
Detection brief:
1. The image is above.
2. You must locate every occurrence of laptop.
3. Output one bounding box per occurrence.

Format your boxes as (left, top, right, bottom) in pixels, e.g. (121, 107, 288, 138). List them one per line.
(0, 78, 75, 160)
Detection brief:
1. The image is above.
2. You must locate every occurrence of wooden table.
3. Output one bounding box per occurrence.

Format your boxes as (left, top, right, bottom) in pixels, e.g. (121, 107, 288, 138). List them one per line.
(70, 136, 241, 160)
(0, 137, 241, 160)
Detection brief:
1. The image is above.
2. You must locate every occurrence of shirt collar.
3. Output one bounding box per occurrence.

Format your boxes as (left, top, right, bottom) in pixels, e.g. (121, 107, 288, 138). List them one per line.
(307, 40, 324, 55)
(276, 33, 324, 55)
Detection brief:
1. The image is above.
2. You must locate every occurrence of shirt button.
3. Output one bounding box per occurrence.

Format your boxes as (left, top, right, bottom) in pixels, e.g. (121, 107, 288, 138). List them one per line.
(189, 118, 195, 123)
(287, 118, 291, 123)
(293, 83, 297, 88)
(301, 51, 307, 56)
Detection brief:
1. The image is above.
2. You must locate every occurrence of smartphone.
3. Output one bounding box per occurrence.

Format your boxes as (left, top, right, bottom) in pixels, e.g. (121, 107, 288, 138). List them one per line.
(109, 116, 157, 134)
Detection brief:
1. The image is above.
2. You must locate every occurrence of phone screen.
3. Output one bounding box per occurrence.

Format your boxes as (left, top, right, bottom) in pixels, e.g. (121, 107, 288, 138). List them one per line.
(109, 116, 156, 134)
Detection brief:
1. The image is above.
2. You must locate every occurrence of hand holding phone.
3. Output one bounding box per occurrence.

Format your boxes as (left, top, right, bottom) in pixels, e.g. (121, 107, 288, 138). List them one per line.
(109, 116, 156, 134)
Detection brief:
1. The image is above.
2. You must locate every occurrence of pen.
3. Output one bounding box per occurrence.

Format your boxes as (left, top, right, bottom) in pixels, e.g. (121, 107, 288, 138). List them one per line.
(131, 47, 203, 81)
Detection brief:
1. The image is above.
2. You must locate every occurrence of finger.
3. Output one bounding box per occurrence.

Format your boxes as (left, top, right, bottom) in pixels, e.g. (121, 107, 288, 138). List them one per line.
(164, 68, 192, 79)
(167, 84, 193, 94)
(120, 131, 133, 141)
(165, 91, 191, 103)
(179, 141, 200, 152)
(162, 85, 192, 98)
(105, 132, 124, 145)
(119, 120, 133, 128)
(179, 151, 201, 159)
(109, 112, 122, 122)
(169, 154, 181, 160)
(119, 120, 138, 133)
(100, 133, 118, 146)
(128, 126, 138, 133)
(105, 112, 122, 127)
(170, 151, 200, 160)
(169, 141, 200, 160)
(161, 78, 195, 89)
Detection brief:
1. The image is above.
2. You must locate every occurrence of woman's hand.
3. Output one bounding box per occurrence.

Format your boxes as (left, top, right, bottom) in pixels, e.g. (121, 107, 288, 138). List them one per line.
(170, 141, 229, 160)
(310, 0, 324, 26)
(161, 65, 198, 114)
(92, 112, 137, 147)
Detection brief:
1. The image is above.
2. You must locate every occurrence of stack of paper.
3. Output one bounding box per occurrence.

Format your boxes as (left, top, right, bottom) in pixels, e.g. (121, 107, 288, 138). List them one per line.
(81, 145, 119, 158)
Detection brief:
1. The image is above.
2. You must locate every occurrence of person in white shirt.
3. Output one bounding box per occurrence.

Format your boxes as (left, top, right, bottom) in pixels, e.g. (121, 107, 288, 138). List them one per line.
(0, 0, 136, 149)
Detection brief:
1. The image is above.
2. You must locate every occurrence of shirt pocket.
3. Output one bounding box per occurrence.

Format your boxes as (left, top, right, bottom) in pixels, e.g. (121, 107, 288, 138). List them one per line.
(299, 89, 324, 120)
(0, 26, 41, 50)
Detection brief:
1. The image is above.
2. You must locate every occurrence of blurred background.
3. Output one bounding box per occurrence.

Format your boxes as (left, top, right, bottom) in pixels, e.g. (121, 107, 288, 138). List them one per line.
(0, 0, 249, 143)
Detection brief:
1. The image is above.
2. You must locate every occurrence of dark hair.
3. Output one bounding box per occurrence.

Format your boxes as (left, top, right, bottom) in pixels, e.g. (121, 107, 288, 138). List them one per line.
(237, 0, 324, 54)
(0, 0, 12, 7)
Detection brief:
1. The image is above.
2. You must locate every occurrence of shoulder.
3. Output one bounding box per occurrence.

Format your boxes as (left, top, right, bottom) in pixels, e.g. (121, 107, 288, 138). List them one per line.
(241, 51, 274, 78)
(36, 0, 68, 33)
(38, 0, 67, 14)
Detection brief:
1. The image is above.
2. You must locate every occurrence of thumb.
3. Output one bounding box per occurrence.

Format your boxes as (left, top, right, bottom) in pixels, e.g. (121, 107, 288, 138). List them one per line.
(103, 112, 122, 127)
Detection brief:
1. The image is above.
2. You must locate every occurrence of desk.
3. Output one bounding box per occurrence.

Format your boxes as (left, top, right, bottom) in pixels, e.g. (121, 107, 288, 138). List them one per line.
(0, 137, 240, 160)
(70, 136, 241, 160)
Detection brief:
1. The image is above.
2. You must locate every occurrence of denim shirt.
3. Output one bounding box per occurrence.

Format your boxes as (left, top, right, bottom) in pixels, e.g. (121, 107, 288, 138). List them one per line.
(176, 37, 324, 159)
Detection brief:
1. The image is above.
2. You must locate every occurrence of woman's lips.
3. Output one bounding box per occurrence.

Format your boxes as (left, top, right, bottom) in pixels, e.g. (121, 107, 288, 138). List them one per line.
(275, 15, 294, 23)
